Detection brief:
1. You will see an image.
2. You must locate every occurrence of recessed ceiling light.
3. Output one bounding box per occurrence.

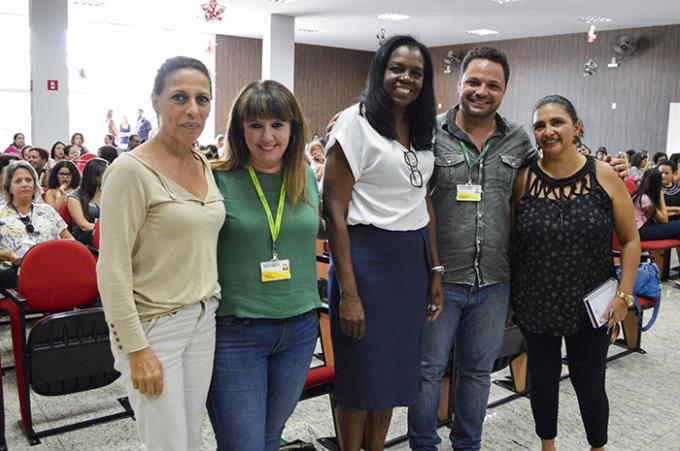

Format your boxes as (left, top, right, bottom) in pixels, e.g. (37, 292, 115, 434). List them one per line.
(577, 16, 613, 24)
(298, 27, 328, 33)
(467, 29, 500, 36)
(377, 13, 411, 21)
(490, 0, 524, 4)
(268, 0, 297, 3)
(72, 0, 106, 5)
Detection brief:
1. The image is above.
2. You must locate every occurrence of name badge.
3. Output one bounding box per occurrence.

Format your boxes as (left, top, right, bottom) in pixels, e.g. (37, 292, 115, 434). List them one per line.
(260, 259, 291, 282)
(456, 184, 482, 202)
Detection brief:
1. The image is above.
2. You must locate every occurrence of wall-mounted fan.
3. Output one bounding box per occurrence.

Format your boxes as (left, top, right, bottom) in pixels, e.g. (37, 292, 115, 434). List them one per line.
(609, 35, 638, 66)
(442, 50, 463, 74)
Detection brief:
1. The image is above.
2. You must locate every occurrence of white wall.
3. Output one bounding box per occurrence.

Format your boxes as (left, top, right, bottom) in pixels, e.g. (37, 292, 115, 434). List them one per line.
(667, 103, 680, 155)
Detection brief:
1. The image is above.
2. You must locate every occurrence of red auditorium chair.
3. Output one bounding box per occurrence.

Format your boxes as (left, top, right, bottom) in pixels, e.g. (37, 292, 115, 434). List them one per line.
(612, 233, 680, 281)
(92, 220, 101, 250)
(0, 240, 133, 445)
(58, 202, 74, 231)
(77, 153, 97, 172)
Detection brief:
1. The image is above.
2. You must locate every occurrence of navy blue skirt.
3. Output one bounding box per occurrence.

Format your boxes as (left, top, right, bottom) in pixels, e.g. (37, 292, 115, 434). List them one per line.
(329, 224, 430, 409)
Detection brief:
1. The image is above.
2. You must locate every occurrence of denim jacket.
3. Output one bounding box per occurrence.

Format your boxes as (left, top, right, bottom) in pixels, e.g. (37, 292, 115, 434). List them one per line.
(431, 106, 536, 287)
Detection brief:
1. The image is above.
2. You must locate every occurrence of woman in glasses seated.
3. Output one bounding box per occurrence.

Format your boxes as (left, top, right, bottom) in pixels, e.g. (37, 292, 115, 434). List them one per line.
(322, 34, 442, 449)
(44, 160, 81, 211)
(0, 160, 73, 288)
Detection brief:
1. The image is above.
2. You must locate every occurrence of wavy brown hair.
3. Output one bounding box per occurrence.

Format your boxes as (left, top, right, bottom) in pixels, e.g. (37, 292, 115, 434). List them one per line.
(214, 80, 310, 206)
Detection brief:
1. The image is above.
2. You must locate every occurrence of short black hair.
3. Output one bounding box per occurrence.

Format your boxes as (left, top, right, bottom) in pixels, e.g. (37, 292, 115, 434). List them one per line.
(461, 47, 510, 86)
(31, 147, 49, 162)
(0, 154, 19, 171)
(98, 145, 119, 164)
(653, 152, 668, 164)
(153, 56, 212, 97)
(630, 151, 647, 169)
(48, 160, 80, 189)
(658, 159, 677, 173)
(362, 35, 436, 151)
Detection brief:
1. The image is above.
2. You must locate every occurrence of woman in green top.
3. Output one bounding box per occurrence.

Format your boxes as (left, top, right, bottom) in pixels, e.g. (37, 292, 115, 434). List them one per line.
(207, 80, 323, 451)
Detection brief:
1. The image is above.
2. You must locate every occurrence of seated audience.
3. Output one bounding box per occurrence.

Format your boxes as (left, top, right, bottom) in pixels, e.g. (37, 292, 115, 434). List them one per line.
(0, 161, 73, 288)
(65, 144, 81, 163)
(70, 132, 88, 155)
(20, 145, 33, 161)
(595, 147, 608, 161)
(126, 134, 141, 151)
(669, 154, 680, 182)
(4, 133, 25, 156)
(98, 145, 119, 164)
(577, 143, 592, 155)
(44, 160, 81, 211)
(658, 160, 680, 218)
(67, 158, 107, 245)
(308, 140, 325, 183)
(104, 133, 118, 148)
(0, 154, 20, 204)
(630, 151, 648, 177)
(50, 141, 67, 164)
(27, 147, 50, 186)
(653, 152, 668, 166)
(633, 168, 680, 240)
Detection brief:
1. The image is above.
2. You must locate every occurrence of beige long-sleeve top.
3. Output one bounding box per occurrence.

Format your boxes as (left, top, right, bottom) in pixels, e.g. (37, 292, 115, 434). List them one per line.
(97, 152, 225, 354)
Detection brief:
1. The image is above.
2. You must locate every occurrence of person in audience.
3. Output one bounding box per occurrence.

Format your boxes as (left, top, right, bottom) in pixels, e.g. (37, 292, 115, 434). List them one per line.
(323, 35, 440, 450)
(136, 108, 153, 141)
(511, 95, 640, 451)
(670, 153, 680, 182)
(70, 132, 88, 155)
(308, 139, 325, 183)
(67, 157, 107, 245)
(0, 161, 73, 289)
(50, 141, 67, 164)
(595, 147, 608, 161)
(577, 143, 592, 156)
(44, 160, 80, 211)
(652, 152, 668, 166)
(27, 147, 49, 186)
(0, 154, 20, 204)
(4, 133, 25, 156)
(98, 145, 119, 164)
(119, 115, 131, 147)
(633, 168, 680, 240)
(630, 151, 648, 177)
(207, 80, 322, 451)
(104, 133, 118, 148)
(658, 160, 680, 220)
(97, 56, 224, 451)
(20, 145, 33, 161)
(105, 109, 120, 141)
(65, 144, 81, 163)
(617, 151, 629, 164)
(126, 134, 141, 152)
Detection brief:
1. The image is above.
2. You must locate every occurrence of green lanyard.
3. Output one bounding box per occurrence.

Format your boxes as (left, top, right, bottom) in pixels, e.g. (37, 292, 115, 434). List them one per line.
(460, 139, 495, 183)
(247, 164, 286, 260)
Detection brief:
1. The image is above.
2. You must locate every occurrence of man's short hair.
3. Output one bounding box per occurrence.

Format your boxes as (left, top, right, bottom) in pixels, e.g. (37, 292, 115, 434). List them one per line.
(460, 47, 510, 86)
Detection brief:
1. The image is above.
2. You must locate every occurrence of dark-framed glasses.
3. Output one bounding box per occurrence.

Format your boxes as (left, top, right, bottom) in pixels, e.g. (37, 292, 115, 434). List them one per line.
(57, 171, 72, 178)
(18, 215, 35, 234)
(403, 149, 423, 188)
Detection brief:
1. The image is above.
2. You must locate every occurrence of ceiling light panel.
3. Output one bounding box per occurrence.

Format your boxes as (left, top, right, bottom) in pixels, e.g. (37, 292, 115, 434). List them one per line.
(490, 0, 525, 4)
(467, 29, 500, 36)
(377, 13, 411, 21)
(577, 16, 613, 24)
(298, 27, 328, 33)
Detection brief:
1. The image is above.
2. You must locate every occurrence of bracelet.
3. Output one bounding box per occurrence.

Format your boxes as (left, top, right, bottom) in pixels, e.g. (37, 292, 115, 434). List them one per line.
(431, 265, 445, 273)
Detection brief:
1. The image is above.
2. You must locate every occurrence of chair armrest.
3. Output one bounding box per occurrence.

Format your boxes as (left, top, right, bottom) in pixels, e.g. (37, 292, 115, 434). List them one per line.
(1, 288, 26, 303)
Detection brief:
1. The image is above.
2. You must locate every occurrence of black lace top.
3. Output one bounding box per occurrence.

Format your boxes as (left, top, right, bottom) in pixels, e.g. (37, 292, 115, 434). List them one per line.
(512, 157, 615, 336)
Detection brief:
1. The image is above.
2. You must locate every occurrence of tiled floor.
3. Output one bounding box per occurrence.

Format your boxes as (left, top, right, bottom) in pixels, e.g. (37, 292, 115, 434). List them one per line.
(1, 281, 678, 450)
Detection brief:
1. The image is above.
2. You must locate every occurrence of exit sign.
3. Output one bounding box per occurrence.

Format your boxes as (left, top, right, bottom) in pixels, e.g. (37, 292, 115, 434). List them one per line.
(47, 80, 59, 91)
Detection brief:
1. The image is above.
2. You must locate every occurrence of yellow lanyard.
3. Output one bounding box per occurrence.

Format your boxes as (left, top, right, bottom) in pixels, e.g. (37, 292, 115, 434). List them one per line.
(247, 164, 286, 259)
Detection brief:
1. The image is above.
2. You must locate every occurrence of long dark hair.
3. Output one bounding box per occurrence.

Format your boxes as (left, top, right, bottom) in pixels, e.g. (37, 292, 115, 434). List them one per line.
(362, 35, 435, 151)
(77, 158, 108, 222)
(50, 141, 66, 159)
(632, 168, 662, 212)
(48, 160, 80, 190)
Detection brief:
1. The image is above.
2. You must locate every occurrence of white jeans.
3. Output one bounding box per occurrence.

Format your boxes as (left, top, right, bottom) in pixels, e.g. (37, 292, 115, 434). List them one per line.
(114, 298, 218, 451)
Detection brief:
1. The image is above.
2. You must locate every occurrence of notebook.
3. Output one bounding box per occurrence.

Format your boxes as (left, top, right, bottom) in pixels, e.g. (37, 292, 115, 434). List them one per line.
(583, 278, 618, 328)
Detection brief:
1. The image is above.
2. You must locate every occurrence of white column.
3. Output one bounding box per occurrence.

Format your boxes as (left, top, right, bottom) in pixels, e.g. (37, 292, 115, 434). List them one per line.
(262, 14, 295, 92)
(29, 0, 69, 147)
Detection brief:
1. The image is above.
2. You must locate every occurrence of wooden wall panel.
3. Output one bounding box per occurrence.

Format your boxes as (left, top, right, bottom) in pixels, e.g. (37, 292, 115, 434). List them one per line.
(430, 24, 680, 154)
(215, 36, 373, 139)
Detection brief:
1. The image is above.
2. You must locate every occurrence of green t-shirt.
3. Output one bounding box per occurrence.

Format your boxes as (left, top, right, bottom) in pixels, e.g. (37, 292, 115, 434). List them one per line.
(214, 166, 322, 318)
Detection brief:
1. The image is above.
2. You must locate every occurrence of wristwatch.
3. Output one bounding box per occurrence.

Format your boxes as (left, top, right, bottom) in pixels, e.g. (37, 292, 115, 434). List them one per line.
(615, 290, 635, 308)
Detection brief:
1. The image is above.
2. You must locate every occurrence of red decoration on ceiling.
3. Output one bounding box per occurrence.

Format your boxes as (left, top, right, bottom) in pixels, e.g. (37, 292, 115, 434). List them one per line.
(205, 39, 216, 55)
(201, 0, 225, 23)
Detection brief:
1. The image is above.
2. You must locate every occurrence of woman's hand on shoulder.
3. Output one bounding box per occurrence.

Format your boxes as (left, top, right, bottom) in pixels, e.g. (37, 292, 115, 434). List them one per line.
(128, 347, 164, 396)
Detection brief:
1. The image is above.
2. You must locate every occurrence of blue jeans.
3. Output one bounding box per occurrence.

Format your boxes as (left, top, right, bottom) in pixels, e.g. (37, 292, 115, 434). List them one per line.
(407, 282, 510, 451)
(207, 310, 319, 451)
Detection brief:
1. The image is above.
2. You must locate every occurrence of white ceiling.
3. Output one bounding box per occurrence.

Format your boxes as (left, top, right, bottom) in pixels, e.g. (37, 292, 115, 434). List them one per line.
(3, 0, 680, 50)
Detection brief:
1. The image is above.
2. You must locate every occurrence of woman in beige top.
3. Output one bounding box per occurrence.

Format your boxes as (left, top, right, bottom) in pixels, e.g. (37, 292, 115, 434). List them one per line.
(97, 56, 225, 451)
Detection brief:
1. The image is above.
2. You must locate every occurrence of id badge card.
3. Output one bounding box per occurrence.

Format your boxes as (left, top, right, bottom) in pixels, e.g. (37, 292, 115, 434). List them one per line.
(456, 183, 482, 202)
(260, 259, 291, 282)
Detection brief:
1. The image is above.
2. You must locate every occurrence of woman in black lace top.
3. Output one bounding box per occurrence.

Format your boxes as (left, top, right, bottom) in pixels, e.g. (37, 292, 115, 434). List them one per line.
(511, 95, 640, 451)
